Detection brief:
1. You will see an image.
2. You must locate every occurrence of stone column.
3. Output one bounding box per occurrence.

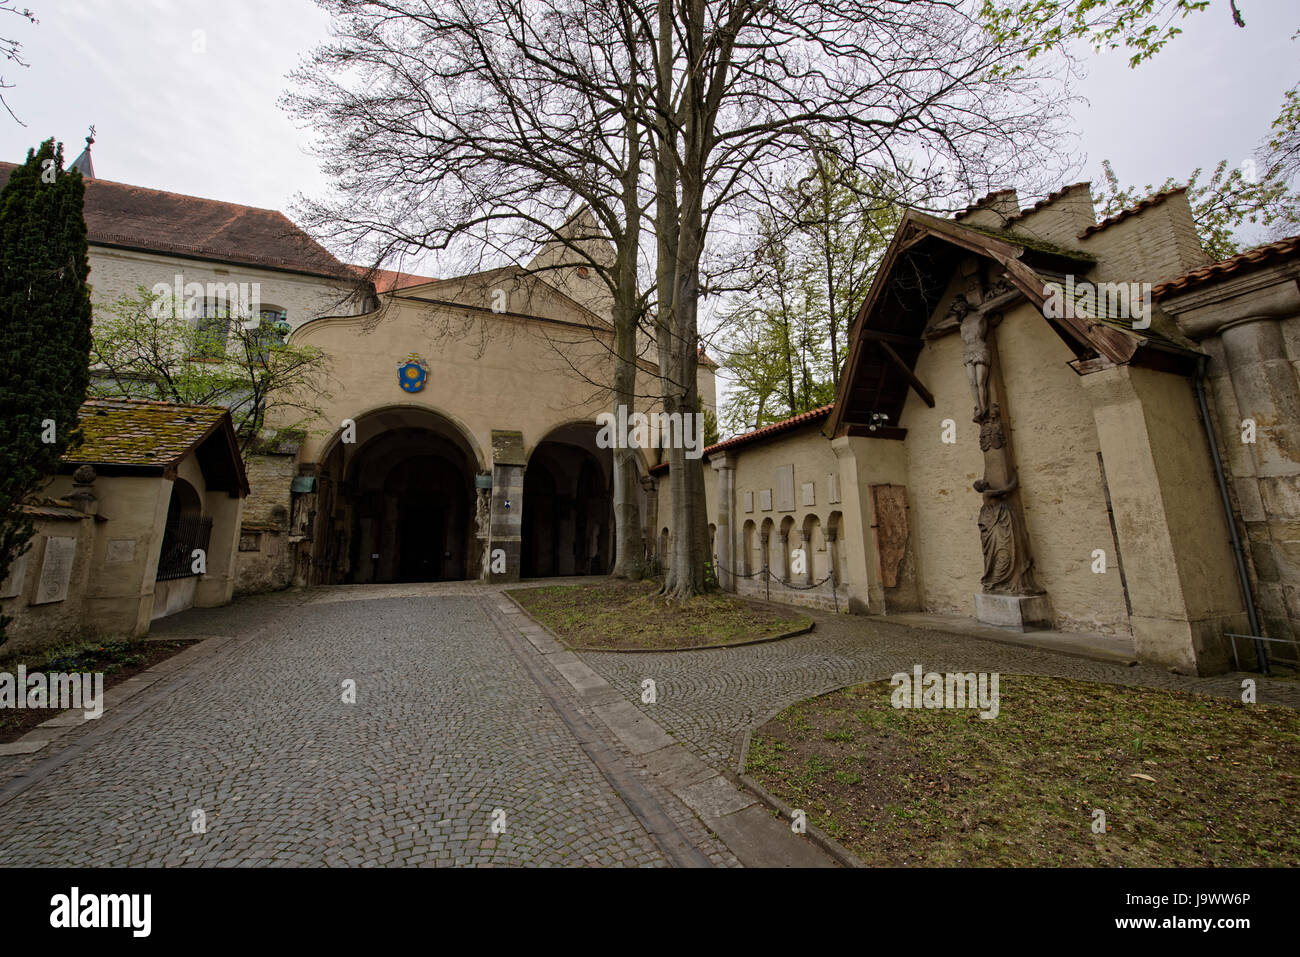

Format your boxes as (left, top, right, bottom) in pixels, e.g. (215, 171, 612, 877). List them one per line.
(711, 453, 736, 591)
(796, 529, 813, 586)
(196, 490, 244, 609)
(1080, 363, 1244, 674)
(489, 431, 527, 583)
(640, 475, 658, 568)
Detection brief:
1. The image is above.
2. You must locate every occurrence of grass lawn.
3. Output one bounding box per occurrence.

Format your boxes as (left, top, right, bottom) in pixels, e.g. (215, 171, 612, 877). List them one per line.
(747, 674, 1300, 867)
(0, 637, 198, 743)
(507, 579, 812, 650)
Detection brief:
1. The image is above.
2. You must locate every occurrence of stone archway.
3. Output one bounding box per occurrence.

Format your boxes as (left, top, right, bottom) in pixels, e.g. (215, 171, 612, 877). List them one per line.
(309, 407, 481, 584)
(521, 422, 613, 578)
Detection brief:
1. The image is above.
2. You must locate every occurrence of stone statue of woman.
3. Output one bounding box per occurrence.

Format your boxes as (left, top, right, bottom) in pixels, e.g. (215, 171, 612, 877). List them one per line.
(973, 468, 1040, 595)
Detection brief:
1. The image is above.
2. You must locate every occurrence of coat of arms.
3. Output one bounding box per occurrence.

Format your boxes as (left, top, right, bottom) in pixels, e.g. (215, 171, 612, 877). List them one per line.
(397, 353, 430, 393)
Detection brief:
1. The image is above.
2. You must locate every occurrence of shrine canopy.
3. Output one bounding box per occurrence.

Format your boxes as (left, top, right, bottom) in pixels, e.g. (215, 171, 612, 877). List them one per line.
(825, 209, 1201, 441)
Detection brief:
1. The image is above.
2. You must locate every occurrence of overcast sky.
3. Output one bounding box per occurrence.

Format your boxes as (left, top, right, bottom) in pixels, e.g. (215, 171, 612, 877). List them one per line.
(2, 0, 1295, 261)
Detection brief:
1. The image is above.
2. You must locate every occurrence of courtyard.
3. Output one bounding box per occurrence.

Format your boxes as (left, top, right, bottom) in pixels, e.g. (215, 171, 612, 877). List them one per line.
(0, 581, 1293, 868)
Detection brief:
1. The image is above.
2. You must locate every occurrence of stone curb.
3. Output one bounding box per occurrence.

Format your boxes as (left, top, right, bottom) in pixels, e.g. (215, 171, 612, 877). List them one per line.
(734, 771, 865, 869)
(500, 588, 816, 654)
(0, 636, 231, 758)
(495, 593, 836, 868)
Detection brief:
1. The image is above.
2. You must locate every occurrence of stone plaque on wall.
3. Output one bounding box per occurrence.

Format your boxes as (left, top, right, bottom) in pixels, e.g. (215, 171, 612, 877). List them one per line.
(759, 489, 773, 512)
(0, 551, 27, 599)
(828, 472, 841, 504)
(801, 482, 816, 507)
(105, 539, 137, 564)
(743, 490, 754, 513)
(775, 465, 795, 512)
(870, 485, 909, 589)
(33, 536, 76, 605)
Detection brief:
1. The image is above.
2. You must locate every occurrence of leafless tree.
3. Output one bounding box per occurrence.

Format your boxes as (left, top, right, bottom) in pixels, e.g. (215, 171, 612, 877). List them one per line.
(288, 0, 1073, 599)
(1, 2, 36, 124)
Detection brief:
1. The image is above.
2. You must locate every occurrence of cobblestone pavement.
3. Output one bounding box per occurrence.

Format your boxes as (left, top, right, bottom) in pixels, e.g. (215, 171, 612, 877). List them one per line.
(0, 586, 737, 867)
(579, 611, 1300, 771)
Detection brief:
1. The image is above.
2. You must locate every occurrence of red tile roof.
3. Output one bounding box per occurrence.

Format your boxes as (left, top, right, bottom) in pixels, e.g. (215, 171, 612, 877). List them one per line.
(1079, 186, 1187, 238)
(349, 265, 438, 292)
(649, 403, 833, 474)
(0, 161, 352, 280)
(953, 188, 1018, 221)
(1153, 234, 1300, 299)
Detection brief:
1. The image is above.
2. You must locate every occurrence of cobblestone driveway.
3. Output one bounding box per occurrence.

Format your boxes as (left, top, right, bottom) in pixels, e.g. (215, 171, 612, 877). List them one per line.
(580, 612, 1300, 770)
(0, 589, 733, 867)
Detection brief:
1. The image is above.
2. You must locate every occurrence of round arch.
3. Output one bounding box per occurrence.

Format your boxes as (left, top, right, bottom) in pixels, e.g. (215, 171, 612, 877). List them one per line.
(521, 420, 614, 578)
(309, 405, 484, 584)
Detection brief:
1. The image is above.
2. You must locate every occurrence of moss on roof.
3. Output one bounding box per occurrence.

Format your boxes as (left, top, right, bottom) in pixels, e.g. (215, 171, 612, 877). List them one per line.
(68, 398, 226, 468)
(957, 221, 1097, 262)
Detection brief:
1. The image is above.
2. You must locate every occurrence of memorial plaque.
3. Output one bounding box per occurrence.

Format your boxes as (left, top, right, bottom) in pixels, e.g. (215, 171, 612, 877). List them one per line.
(105, 539, 137, 564)
(828, 472, 841, 504)
(743, 490, 754, 514)
(759, 489, 773, 512)
(0, 551, 27, 599)
(33, 536, 76, 605)
(870, 485, 909, 589)
(801, 481, 816, 507)
(775, 465, 795, 512)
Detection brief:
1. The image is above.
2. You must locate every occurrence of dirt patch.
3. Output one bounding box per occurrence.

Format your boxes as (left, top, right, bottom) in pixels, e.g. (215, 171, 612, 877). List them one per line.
(747, 674, 1300, 866)
(508, 579, 812, 651)
(0, 638, 199, 743)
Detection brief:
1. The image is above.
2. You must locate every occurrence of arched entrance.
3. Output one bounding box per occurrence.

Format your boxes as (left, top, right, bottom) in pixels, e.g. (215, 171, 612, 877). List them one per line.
(310, 407, 482, 584)
(521, 422, 613, 578)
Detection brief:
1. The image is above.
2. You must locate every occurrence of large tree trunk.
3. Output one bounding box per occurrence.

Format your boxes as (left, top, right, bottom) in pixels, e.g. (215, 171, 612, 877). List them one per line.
(611, 298, 645, 578)
(611, 88, 647, 580)
(653, 0, 711, 601)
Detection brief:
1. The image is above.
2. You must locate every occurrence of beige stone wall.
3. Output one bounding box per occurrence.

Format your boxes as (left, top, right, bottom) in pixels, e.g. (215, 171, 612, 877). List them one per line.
(87, 246, 366, 333)
(4, 452, 246, 652)
(1, 516, 97, 654)
(290, 292, 664, 470)
(234, 451, 298, 595)
(881, 301, 1132, 633)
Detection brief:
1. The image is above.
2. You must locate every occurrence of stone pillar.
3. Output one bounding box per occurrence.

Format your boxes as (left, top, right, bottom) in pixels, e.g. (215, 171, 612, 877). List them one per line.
(711, 453, 736, 591)
(196, 491, 244, 609)
(796, 529, 813, 586)
(1080, 364, 1244, 674)
(640, 475, 658, 568)
(489, 431, 527, 583)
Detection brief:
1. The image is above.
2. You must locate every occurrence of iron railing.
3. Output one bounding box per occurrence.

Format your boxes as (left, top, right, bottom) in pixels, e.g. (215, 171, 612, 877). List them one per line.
(156, 514, 213, 581)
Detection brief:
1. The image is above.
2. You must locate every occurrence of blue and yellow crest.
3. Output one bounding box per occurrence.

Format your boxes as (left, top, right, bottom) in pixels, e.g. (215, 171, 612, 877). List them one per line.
(397, 353, 430, 393)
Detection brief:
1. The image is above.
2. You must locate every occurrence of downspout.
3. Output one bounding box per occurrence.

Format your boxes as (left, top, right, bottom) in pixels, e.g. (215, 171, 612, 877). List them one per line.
(1194, 354, 1267, 673)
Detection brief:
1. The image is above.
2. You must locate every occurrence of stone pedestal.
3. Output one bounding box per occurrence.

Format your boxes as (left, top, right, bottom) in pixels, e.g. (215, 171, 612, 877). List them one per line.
(975, 592, 1052, 631)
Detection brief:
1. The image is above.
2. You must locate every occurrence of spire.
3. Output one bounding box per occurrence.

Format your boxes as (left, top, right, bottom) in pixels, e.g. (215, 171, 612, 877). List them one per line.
(70, 125, 95, 179)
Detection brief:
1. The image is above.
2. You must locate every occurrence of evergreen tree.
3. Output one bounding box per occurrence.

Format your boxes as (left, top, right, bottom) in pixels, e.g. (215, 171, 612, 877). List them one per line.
(0, 138, 93, 644)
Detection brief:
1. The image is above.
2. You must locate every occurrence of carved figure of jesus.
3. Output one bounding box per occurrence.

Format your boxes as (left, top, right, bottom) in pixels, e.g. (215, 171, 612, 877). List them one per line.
(959, 302, 991, 422)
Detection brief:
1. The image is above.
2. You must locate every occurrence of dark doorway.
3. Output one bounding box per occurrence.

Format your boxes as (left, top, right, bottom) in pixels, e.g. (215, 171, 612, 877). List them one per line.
(521, 436, 613, 578)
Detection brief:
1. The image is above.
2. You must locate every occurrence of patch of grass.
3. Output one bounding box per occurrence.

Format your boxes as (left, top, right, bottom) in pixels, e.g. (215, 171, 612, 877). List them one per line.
(0, 637, 198, 743)
(747, 674, 1300, 867)
(507, 579, 811, 651)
